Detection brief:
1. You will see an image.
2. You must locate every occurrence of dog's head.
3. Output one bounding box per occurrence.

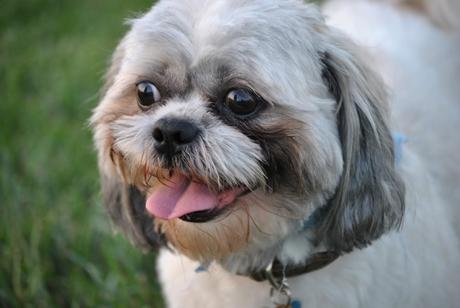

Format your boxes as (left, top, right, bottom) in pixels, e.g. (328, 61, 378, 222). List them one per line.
(91, 0, 404, 270)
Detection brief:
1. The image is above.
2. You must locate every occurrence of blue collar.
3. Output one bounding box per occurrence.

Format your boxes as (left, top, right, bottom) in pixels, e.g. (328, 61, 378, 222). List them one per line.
(393, 133, 408, 166)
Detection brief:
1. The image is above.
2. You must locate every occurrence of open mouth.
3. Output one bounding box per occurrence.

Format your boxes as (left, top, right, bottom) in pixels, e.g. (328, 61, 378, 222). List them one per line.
(179, 208, 227, 223)
(145, 172, 248, 223)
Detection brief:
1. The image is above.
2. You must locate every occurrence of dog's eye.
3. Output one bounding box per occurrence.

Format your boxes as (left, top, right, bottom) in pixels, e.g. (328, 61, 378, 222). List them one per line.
(225, 89, 259, 116)
(136, 81, 161, 108)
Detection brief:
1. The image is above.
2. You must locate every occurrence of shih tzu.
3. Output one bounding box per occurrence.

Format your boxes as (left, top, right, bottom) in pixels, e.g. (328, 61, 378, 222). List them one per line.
(91, 0, 460, 307)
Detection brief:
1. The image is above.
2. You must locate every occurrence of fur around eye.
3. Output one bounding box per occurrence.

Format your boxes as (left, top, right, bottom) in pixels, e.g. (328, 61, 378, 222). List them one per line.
(136, 81, 161, 108)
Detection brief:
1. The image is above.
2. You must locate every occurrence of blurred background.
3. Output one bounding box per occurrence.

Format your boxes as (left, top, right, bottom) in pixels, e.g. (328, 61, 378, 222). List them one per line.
(0, 1, 164, 307)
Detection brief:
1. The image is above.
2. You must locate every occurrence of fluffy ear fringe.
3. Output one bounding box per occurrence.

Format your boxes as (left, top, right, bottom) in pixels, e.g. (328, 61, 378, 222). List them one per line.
(317, 32, 405, 253)
(101, 173, 165, 251)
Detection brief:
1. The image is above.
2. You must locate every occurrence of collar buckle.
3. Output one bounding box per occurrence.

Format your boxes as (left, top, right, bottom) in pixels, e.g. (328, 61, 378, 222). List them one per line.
(265, 260, 292, 308)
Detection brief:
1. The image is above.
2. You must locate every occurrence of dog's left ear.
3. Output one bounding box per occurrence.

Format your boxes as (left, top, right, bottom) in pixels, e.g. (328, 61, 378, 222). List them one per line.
(317, 31, 405, 252)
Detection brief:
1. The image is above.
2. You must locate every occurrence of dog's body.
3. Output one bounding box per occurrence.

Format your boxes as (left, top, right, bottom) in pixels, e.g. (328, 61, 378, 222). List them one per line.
(91, 0, 460, 307)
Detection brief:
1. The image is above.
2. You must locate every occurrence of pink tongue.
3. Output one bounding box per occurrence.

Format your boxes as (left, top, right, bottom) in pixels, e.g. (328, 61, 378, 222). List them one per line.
(146, 174, 240, 220)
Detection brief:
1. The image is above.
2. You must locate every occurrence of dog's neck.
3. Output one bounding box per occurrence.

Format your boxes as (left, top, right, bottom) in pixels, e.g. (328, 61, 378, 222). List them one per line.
(203, 202, 339, 281)
(246, 204, 339, 282)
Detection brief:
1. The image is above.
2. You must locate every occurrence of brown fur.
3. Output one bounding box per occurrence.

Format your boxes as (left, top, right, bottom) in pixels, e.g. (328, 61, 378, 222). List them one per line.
(156, 190, 306, 262)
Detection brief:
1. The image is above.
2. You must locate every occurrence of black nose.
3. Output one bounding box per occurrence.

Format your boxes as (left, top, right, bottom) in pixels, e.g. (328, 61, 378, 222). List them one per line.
(153, 118, 199, 156)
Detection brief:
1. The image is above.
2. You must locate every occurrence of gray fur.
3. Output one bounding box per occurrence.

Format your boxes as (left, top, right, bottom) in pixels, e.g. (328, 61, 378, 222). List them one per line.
(318, 36, 405, 252)
(92, 0, 405, 270)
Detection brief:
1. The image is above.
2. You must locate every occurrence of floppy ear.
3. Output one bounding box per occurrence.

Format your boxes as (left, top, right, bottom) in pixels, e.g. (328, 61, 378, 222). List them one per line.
(101, 174, 165, 251)
(92, 38, 165, 251)
(317, 32, 405, 253)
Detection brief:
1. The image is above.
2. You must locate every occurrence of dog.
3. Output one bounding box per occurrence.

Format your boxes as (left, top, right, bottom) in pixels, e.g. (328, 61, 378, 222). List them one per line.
(91, 0, 460, 307)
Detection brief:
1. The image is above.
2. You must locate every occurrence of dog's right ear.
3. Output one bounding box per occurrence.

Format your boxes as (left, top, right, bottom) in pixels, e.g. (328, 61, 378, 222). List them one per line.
(101, 174, 165, 251)
(92, 38, 165, 251)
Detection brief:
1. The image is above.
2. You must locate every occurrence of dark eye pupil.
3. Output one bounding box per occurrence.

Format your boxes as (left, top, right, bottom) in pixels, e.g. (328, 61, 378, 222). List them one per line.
(137, 81, 160, 107)
(226, 89, 257, 115)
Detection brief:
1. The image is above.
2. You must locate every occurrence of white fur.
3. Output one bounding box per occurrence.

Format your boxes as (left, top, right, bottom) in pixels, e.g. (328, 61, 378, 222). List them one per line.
(156, 1, 460, 307)
(111, 94, 266, 189)
(373, 0, 460, 30)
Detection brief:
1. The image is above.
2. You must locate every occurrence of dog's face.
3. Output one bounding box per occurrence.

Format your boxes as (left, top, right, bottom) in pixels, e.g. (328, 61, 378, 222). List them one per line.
(92, 0, 404, 271)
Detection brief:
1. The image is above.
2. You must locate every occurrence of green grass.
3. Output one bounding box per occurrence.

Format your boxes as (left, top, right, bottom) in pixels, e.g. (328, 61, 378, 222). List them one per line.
(0, 1, 164, 307)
